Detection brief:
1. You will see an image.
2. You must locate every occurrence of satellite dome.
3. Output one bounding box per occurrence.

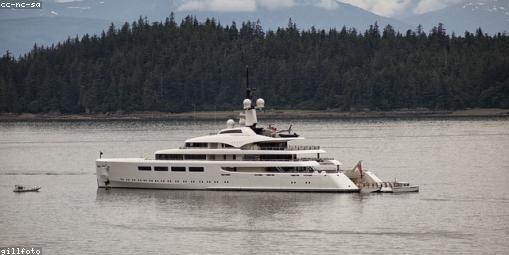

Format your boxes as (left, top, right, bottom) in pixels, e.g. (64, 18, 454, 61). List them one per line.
(226, 119, 235, 128)
(243, 99, 252, 109)
(256, 98, 265, 108)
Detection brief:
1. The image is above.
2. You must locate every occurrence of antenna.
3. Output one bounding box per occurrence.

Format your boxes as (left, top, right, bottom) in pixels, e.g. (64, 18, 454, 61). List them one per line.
(241, 65, 261, 128)
(245, 65, 251, 100)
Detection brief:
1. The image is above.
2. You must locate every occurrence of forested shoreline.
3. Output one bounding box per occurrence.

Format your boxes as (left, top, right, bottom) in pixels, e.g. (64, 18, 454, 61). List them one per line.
(0, 15, 508, 114)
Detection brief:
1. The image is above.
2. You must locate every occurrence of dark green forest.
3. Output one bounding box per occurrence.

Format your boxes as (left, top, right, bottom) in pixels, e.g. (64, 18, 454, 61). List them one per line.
(1, 15, 508, 113)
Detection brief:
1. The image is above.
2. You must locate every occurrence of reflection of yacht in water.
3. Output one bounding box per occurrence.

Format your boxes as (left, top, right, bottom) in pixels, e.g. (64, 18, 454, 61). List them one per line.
(96, 68, 415, 193)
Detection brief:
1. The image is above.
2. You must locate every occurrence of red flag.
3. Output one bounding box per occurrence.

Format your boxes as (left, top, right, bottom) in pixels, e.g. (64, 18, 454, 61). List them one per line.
(356, 161, 363, 177)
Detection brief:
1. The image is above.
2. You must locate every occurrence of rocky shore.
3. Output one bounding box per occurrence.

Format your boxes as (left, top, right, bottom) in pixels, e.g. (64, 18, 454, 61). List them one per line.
(1, 108, 508, 121)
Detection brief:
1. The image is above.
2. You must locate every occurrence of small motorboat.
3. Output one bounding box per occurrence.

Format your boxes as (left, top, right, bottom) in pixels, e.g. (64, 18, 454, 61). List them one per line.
(13, 185, 41, 192)
(391, 181, 419, 193)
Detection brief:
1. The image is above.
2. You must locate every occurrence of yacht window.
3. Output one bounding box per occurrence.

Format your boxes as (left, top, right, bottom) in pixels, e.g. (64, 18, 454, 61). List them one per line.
(138, 166, 151, 171)
(260, 155, 293, 160)
(256, 142, 287, 150)
(154, 166, 168, 171)
(184, 154, 206, 160)
(244, 155, 258, 160)
(189, 167, 204, 172)
(156, 154, 183, 160)
(219, 129, 242, 134)
(171, 167, 186, 172)
(220, 166, 313, 173)
(185, 143, 208, 148)
(169, 154, 184, 160)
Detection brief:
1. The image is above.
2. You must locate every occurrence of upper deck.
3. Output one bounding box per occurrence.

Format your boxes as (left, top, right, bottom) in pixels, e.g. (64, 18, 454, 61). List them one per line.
(183, 126, 303, 148)
(153, 84, 328, 162)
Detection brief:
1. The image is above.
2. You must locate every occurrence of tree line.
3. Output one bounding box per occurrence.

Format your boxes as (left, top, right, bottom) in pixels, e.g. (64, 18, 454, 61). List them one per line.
(0, 15, 508, 113)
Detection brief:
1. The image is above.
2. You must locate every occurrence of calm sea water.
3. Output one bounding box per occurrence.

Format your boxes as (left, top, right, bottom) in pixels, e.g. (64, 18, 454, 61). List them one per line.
(1, 118, 508, 254)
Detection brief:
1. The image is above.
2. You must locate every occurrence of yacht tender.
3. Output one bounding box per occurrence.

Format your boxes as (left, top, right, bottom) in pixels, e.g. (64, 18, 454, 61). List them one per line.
(96, 87, 416, 193)
(13, 185, 41, 192)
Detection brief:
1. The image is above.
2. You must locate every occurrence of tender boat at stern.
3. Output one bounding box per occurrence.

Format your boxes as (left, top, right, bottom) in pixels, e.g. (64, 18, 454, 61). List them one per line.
(390, 181, 419, 193)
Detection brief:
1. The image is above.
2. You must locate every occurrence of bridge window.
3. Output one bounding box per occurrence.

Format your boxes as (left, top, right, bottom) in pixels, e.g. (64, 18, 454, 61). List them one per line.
(185, 143, 208, 148)
(137, 166, 151, 171)
(219, 129, 242, 134)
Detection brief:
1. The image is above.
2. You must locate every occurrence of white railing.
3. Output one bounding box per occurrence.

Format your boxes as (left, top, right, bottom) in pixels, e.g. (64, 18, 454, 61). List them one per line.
(288, 145, 320, 150)
(178, 145, 321, 150)
(257, 145, 320, 151)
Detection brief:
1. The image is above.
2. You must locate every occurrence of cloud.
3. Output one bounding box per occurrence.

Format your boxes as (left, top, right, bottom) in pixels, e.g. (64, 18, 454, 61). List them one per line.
(174, 0, 463, 16)
(339, 0, 413, 17)
(176, 0, 335, 12)
(177, 0, 257, 12)
(315, 0, 340, 10)
(339, 0, 464, 16)
(258, 0, 296, 10)
(413, 0, 463, 14)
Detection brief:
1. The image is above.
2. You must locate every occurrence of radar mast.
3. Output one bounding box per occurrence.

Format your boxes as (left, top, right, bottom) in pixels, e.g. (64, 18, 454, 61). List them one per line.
(240, 65, 264, 128)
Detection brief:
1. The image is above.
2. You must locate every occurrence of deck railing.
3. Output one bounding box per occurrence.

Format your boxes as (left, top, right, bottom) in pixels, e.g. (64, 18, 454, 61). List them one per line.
(257, 145, 320, 151)
(206, 157, 333, 162)
(178, 145, 321, 150)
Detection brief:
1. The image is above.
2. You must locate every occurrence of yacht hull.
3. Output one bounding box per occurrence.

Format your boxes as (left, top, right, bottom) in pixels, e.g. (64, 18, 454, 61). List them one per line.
(97, 159, 360, 193)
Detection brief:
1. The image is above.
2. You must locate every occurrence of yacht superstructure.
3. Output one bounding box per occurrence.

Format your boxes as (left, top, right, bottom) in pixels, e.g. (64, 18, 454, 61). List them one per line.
(96, 71, 390, 192)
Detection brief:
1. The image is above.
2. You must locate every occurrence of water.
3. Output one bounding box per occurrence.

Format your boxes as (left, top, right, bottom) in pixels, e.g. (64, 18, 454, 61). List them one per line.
(1, 118, 508, 254)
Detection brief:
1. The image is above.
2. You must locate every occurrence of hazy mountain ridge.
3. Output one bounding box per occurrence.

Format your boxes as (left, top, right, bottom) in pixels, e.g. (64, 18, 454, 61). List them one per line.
(405, 0, 509, 34)
(0, 0, 410, 56)
(1, 0, 507, 56)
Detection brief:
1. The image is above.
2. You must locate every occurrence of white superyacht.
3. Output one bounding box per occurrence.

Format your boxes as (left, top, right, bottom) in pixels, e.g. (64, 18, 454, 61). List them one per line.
(96, 81, 396, 193)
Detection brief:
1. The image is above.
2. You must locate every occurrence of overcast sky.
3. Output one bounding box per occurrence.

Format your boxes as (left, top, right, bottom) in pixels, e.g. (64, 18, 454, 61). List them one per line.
(340, 0, 464, 16)
(52, 0, 468, 17)
(174, 0, 466, 17)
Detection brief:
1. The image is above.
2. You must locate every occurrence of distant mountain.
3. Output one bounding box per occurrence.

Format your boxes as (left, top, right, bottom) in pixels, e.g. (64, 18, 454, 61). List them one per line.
(172, 2, 411, 33)
(0, 0, 409, 29)
(0, 0, 173, 21)
(404, 0, 509, 34)
(4, 0, 508, 56)
(0, 0, 411, 56)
